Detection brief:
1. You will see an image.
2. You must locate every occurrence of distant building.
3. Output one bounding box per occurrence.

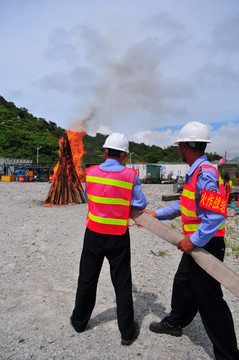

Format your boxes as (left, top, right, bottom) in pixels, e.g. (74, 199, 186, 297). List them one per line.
(126, 163, 147, 180)
(158, 162, 190, 180)
(127, 162, 219, 181)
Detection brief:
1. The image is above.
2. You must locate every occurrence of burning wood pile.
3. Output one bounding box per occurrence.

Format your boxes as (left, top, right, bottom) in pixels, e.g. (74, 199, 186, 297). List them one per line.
(44, 129, 87, 206)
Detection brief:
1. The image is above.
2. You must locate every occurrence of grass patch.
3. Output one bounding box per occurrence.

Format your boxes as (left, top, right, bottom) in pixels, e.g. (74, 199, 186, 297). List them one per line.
(150, 249, 169, 258)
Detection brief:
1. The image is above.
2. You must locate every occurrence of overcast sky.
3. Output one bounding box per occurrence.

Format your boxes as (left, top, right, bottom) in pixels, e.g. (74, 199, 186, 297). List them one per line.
(1, 0, 239, 159)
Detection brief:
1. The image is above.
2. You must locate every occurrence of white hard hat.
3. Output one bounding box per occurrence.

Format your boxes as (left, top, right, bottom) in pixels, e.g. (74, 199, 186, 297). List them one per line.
(175, 121, 211, 144)
(103, 132, 129, 153)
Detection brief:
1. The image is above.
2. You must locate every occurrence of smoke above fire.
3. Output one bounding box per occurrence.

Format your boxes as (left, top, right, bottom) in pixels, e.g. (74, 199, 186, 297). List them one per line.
(41, 19, 192, 136)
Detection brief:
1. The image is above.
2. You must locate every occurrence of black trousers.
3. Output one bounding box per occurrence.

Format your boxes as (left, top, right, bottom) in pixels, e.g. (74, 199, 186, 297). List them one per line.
(165, 237, 239, 360)
(72, 227, 134, 340)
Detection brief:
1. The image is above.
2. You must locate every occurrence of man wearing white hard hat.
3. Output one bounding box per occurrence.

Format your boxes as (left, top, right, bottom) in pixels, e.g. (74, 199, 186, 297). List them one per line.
(142, 122, 239, 359)
(71, 133, 147, 346)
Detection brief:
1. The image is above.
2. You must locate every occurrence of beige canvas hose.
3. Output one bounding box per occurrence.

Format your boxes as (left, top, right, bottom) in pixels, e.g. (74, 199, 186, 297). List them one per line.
(131, 207, 239, 298)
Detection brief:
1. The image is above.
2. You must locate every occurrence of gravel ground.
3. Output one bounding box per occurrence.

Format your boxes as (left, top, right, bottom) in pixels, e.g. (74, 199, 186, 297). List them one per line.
(0, 182, 239, 360)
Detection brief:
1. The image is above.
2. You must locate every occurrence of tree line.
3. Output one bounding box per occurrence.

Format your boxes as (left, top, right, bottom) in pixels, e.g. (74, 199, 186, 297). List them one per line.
(0, 95, 221, 166)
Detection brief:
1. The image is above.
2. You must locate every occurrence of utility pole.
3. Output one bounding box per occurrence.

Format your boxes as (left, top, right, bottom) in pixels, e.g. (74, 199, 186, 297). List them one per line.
(37, 146, 42, 166)
(129, 152, 134, 167)
(224, 151, 227, 177)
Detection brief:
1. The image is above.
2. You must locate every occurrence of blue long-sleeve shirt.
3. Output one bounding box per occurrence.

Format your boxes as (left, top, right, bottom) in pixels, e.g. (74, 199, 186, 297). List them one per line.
(155, 155, 226, 247)
(85, 159, 147, 210)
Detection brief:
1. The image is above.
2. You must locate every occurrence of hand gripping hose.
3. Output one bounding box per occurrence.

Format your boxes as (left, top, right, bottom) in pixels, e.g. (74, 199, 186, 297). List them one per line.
(131, 207, 239, 298)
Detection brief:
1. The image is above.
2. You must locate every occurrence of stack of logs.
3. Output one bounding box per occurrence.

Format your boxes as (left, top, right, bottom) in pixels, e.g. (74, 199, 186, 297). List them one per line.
(44, 132, 86, 206)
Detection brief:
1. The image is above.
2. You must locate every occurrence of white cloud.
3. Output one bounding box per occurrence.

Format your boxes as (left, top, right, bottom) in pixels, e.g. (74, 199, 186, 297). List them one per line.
(130, 122, 239, 160)
(131, 129, 177, 148)
(210, 122, 239, 159)
(91, 126, 112, 136)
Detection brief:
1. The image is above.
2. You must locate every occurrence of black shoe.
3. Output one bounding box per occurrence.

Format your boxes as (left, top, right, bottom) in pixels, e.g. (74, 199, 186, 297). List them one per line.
(70, 316, 85, 333)
(149, 319, 182, 337)
(121, 323, 140, 346)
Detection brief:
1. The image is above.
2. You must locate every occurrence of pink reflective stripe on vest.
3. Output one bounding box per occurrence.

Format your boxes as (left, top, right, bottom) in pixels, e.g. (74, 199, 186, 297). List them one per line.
(85, 166, 135, 235)
(180, 165, 226, 236)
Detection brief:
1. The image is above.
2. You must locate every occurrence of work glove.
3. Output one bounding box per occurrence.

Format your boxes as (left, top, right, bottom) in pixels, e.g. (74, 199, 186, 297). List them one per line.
(177, 235, 195, 254)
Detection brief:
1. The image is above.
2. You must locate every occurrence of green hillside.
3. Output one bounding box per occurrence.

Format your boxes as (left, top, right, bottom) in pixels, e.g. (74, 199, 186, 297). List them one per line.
(0, 96, 65, 165)
(0, 95, 221, 166)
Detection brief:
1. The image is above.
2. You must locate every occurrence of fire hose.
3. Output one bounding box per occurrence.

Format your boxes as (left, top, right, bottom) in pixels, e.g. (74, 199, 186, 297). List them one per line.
(131, 207, 239, 298)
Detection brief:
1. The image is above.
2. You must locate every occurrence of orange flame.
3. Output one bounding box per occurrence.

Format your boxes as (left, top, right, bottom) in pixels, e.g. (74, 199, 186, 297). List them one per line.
(53, 120, 87, 182)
